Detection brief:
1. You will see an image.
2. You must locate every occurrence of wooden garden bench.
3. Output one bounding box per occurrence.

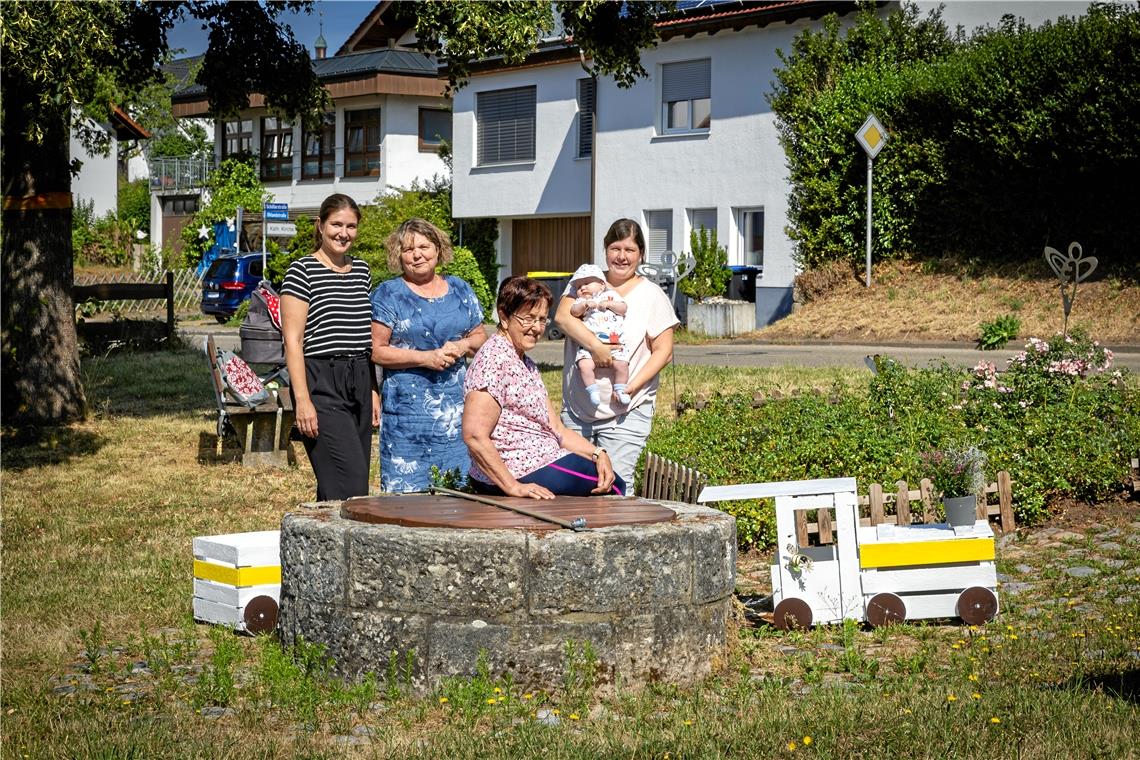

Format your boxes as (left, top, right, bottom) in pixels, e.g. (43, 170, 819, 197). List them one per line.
(205, 334, 295, 468)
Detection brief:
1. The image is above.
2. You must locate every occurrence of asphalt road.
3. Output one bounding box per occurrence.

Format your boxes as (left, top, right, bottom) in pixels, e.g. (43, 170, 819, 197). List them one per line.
(183, 324, 1140, 372)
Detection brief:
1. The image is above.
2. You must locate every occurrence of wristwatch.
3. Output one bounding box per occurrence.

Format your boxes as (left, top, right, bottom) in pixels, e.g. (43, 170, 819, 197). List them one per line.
(591, 446, 607, 461)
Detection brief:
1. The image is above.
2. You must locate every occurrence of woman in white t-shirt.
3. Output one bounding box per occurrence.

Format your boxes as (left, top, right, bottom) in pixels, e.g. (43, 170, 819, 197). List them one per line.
(553, 218, 680, 490)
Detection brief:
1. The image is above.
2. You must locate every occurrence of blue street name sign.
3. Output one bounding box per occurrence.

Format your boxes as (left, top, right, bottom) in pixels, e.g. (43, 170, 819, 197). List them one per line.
(264, 203, 289, 221)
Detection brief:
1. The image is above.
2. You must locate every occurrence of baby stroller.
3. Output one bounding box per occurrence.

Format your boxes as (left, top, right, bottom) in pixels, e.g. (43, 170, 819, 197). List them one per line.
(240, 281, 289, 387)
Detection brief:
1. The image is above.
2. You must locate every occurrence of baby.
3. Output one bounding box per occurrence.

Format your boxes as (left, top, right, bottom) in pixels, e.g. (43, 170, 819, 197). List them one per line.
(568, 264, 631, 406)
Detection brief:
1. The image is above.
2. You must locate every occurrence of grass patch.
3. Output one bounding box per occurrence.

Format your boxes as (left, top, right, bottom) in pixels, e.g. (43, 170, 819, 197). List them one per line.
(766, 260, 1140, 344)
(2, 348, 1138, 757)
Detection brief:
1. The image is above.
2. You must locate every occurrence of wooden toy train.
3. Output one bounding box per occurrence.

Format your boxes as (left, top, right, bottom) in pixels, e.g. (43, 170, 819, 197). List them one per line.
(699, 477, 999, 629)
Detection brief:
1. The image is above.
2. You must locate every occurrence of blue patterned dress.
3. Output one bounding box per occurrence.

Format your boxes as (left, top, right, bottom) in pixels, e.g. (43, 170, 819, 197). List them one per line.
(370, 276, 484, 492)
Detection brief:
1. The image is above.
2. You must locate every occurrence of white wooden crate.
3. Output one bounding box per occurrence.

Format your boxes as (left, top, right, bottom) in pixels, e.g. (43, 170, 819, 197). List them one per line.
(192, 530, 280, 634)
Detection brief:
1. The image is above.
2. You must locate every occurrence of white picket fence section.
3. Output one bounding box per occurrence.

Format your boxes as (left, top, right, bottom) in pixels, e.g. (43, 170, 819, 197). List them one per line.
(75, 269, 202, 313)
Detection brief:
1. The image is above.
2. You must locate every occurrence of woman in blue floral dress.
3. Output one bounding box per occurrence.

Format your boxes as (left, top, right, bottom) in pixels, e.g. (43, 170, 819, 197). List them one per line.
(370, 219, 486, 492)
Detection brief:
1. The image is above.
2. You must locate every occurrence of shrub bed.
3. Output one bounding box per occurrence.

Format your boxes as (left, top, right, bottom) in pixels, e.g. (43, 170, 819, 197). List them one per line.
(647, 332, 1139, 549)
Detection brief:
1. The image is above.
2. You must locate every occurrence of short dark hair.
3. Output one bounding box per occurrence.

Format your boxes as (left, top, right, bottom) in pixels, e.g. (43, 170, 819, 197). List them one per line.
(603, 218, 646, 255)
(496, 276, 551, 320)
(314, 193, 361, 251)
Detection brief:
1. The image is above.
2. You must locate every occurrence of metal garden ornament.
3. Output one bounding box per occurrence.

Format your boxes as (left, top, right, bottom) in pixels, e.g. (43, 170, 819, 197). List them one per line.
(1043, 242, 1096, 338)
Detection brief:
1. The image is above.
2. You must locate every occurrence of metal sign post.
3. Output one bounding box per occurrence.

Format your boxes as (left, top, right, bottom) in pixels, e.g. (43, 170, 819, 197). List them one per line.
(855, 114, 888, 288)
(262, 203, 289, 274)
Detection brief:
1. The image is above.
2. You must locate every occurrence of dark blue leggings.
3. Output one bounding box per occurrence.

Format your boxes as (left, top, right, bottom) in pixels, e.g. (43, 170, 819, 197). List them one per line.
(472, 453, 626, 497)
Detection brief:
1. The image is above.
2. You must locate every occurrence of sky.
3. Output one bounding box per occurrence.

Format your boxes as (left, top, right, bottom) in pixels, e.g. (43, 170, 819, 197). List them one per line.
(166, 1, 379, 59)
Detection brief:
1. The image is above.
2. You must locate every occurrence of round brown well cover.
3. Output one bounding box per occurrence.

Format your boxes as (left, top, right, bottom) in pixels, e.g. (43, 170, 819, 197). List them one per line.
(341, 493, 675, 531)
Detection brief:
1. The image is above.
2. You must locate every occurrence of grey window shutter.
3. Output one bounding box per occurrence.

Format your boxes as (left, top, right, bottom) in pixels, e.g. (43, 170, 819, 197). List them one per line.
(477, 86, 537, 165)
(577, 78, 596, 158)
(690, 208, 716, 237)
(644, 210, 672, 266)
(662, 59, 711, 102)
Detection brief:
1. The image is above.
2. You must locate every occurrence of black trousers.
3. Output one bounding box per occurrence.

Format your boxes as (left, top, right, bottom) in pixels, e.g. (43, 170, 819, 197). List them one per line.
(299, 354, 373, 501)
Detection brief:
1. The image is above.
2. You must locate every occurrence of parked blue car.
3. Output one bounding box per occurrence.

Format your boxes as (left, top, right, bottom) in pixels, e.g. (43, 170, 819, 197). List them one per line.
(200, 253, 266, 322)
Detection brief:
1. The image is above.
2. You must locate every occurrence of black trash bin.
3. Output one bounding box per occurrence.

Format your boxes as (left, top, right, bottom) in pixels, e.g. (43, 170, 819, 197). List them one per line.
(726, 265, 760, 303)
(524, 272, 572, 339)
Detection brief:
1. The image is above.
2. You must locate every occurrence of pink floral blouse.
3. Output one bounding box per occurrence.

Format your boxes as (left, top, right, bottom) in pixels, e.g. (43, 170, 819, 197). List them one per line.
(464, 332, 570, 483)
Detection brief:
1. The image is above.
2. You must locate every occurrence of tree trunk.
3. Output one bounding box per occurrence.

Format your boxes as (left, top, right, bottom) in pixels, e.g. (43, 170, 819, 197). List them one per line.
(2, 101, 87, 425)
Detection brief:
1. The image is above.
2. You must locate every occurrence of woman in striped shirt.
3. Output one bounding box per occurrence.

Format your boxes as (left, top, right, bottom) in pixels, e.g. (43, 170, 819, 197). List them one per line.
(281, 194, 376, 500)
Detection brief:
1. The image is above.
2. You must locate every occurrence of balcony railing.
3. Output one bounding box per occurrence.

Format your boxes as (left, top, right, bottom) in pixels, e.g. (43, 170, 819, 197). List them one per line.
(148, 156, 213, 192)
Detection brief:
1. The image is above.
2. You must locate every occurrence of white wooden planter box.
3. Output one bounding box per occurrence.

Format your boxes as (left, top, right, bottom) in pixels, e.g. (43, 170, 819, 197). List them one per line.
(687, 299, 756, 338)
(192, 530, 281, 634)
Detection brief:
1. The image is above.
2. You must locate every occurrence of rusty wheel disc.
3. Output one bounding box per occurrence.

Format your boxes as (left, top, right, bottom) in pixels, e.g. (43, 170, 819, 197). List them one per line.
(866, 592, 906, 627)
(773, 598, 813, 631)
(957, 586, 998, 625)
(243, 595, 279, 635)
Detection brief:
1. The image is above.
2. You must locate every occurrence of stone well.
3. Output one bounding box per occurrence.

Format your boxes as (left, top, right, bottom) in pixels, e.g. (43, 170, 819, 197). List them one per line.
(277, 495, 736, 693)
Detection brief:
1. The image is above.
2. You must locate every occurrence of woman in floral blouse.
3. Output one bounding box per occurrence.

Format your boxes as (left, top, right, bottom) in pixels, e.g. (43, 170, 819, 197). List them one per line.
(462, 276, 622, 499)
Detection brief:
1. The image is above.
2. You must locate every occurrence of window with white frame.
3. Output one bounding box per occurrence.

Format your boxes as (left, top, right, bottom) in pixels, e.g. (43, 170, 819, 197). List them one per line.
(736, 208, 764, 268)
(476, 86, 536, 166)
(661, 59, 710, 133)
(577, 77, 596, 159)
(688, 208, 717, 242)
(644, 210, 672, 266)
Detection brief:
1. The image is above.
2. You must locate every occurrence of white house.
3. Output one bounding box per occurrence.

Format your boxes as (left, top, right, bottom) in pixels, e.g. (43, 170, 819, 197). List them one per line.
(451, 0, 1093, 326)
(155, 4, 450, 255)
(70, 106, 151, 219)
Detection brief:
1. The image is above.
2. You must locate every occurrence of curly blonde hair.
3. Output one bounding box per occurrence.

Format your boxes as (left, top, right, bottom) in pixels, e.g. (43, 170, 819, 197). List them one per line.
(384, 218, 454, 274)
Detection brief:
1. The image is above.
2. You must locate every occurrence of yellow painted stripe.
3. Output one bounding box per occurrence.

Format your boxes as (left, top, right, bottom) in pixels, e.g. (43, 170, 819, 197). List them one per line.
(859, 538, 995, 569)
(193, 559, 281, 587)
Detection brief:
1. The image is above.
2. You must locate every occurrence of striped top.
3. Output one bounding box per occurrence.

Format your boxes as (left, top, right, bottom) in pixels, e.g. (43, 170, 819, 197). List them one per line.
(280, 255, 372, 357)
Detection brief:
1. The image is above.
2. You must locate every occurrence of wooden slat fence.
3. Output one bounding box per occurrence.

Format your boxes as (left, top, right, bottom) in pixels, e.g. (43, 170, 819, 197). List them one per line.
(792, 473, 1016, 547)
(641, 452, 708, 504)
(75, 269, 202, 313)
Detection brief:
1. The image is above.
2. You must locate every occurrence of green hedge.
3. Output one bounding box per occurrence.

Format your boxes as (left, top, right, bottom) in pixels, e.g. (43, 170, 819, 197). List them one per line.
(647, 335, 1139, 549)
(771, 3, 1140, 272)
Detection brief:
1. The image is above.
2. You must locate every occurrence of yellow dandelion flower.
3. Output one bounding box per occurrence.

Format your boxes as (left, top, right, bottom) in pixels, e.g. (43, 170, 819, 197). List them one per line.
(493, 687, 502, 694)
(968, 673, 979, 681)
(787, 741, 797, 751)
(552, 708, 560, 715)
(439, 696, 449, 704)
(802, 736, 813, 746)
(523, 693, 533, 700)
(486, 698, 497, 705)
(684, 720, 693, 726)
(1030, 671, 1039, 677)
(947, 694, 958, 703)
(1008, 634, 1018, 640)
(990, 717, 1001, 724)
(569, 713, 580, 721)
(903, 708, 912, 715)
(498, 696, 506, 703)
(971, 693, 981, 700)
(951, 644, 961, 650)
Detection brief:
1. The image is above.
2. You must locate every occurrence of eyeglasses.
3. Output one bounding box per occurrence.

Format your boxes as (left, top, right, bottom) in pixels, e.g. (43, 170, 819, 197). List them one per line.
(511, 314, 549, 329)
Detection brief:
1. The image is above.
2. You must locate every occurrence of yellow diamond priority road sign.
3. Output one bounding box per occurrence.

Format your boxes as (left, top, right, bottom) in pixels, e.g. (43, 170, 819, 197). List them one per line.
(856, 114, 887, 159)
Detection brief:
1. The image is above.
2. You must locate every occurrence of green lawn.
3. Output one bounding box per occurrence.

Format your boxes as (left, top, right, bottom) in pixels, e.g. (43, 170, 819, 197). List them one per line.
(2, 348, 1136, 758)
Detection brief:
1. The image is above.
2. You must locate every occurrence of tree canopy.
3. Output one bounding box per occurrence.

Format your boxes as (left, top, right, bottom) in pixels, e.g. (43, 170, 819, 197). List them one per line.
(403, 1, 671, 90)
(1, 0, 326, 425)
(769, 2, 1140, 272)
